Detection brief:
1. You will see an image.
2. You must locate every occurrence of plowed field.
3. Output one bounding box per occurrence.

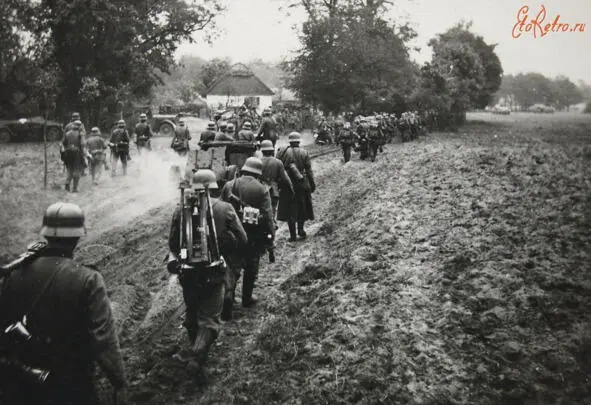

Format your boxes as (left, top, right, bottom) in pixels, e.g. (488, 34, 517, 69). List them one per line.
(1, 112, 589, 404)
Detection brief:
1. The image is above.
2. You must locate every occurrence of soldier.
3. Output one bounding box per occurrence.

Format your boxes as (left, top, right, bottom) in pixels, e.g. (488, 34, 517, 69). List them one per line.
(237, 121, 255, 142)
(256, 108, 277, 147)
(133, 113, 153, 154)
(0, 202, 126, 405)
(200, 122, 217, 144)
(85, 127, 108, 185)
(168, 170, 247, 369)
(225, 123, 237, 140)
(214, 125, 235, 142)
(367, 122, 381, 162)
(221, 158, 274, 307)
(337, 121, 355, 163)
(260, 140, 294, 230)
(109, 119, 130, 176)
(64, 112, 87, 135)
(61, 120, 85, 192)
(276, 132, 316, 241)
(171, 119, 191, 156)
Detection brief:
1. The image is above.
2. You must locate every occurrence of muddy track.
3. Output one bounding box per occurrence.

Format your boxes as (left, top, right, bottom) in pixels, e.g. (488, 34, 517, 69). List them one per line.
(74, 142, 342, 400)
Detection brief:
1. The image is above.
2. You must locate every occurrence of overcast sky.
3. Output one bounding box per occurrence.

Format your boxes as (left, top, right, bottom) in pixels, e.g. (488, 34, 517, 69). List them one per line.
(177, 0, 591, 83)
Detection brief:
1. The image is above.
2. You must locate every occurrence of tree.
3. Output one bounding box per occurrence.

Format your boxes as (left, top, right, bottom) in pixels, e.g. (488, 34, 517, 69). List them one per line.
(284, 0, 416, 113)
(551, 76, 583, 110)
(201, 58, 232, 91)
(21, 0, 224, 122)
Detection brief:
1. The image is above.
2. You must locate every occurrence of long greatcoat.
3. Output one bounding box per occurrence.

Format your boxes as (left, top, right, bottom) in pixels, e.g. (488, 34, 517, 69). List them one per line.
(276, 145, 315, 222)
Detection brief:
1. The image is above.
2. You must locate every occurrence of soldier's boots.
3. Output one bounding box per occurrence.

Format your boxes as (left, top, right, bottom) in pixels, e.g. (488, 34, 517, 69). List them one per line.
(242, 276, 257, 307)
(65, 183, 70, 192)
(288, 222, 297, 242)
(297, 222, 307, 240)
(221, 298, 233, 321)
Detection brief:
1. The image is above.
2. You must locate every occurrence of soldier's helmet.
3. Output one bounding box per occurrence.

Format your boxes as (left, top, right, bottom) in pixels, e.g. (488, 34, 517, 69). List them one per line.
(263, 109, 271, 116)
(192, 169, 218, 190)
(139, 113, 147, 121)
(241, 157, 263, 176)
(288, 132, 301, 143)
(40, 202, 85, 238)
(242, 121, 252, 129)
(71, 112, 81, 119)
(370, 121, 378, 129)
(226, 123, 235, 132)
(91, 127, 100, 134)
(260, 140, 274, 152)
(73, 120, 82, 127)
(207, 122, 216, 129)
(117, 119, 125, 127)
(179, 119, 185, 126)
(219, 122, 227, 130)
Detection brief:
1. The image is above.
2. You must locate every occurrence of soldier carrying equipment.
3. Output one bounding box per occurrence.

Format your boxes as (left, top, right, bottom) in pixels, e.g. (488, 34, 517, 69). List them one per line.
(134, 113, 153, 154)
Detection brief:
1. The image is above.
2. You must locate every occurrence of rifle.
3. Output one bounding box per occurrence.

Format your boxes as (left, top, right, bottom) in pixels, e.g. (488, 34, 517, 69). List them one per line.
(1, 241, 47, 279)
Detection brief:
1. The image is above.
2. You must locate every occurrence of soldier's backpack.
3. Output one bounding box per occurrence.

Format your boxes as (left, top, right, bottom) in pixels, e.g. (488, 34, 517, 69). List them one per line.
(230, 179, 262, 236)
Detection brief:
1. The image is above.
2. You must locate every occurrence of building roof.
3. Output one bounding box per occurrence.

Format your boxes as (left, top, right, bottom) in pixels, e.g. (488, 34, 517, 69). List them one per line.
(205, 63, 275, 97)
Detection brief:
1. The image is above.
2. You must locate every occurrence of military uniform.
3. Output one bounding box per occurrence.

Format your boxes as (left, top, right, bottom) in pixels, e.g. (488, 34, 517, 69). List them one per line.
(109, 126, 130, 176)
(171, 125, 191, 156)
(134, 121, 153, 153)
(168, 197, 246, 357)
(200, 129, 217, 144)
(221, 171, 274, 306)
(237, 129, 255, 142)
(85, 134, 107, 184)
(0, 248, 126, 405)
(64, 121, 87, 136)
(62, 128, 85, 192)
(257, 116, 276, 147)
(214, 132, 235, 142)
(260, 155, 294, 228)
(276, 141, 315, 240)
(337, 127, 355, 163)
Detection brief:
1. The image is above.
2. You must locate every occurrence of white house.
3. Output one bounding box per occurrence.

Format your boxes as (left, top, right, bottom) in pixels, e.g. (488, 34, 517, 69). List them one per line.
(204, 63, 274, 114)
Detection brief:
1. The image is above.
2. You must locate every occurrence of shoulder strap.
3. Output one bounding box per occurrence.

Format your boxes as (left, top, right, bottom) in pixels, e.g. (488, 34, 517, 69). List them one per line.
(26, 260, 67, 319)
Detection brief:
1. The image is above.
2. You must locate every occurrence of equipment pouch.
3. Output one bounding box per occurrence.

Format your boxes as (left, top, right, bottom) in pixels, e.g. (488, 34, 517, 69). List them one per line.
(242, 206, 260, 225)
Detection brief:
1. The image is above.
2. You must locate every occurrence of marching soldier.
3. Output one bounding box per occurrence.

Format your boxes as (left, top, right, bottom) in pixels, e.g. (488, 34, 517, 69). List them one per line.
(337, 122, 355, 163)
(85, 127, 108, 185)
(200, 122, 217, 144)
(237, 121, 255, 142)
(256, 109, 277, 147)
(276, 132, 316, 241)
(64, 112, 87, 135)
(61, 120, 85, 193)
(133, 113, 153, 154)
(225, 123, 237, 140)
(260, 140, 293, 230)
(168, 170, 247, 370)
(214, 125, 235, 142)
(171, 119, 191, 156)
(0, 202, 126, 405)
(221, 158, 274, 307)
(109, 119, 130, 176)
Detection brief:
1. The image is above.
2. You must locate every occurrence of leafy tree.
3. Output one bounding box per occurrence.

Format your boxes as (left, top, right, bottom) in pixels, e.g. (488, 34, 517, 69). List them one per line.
(20, 0, 223, 122)
(550, 76, 583, 110)
(284, 0, 416, 113)
(201, 58, 232, 91)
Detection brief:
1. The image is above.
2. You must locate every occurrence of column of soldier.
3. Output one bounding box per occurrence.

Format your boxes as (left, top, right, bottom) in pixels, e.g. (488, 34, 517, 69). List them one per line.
(0, 109, 317, 403)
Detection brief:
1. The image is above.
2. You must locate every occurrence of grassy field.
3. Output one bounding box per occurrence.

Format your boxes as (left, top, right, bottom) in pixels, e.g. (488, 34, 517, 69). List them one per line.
(0, 112, 589, 404)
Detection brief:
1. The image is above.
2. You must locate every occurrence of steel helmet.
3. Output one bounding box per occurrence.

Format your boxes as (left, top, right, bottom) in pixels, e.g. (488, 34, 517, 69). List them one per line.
(71, 112, 80, 119)
(219, 122, 227, 130)
(260, 140, 274, 152)
(179, 119, 185, 126)
(241, 157, 263, 176)
(207, 121, 216, 129)
(288, 132, 301, 143)
(117, 119, 125, 126)
(139, 113, 147, 120)
(192, 169, 218, 190)
(242, 121, 252, 129)
(40, 202, 85, 238)
(73, 120, 82, 126)
(91, 127, 100, 134)
(226, 123, 235, 131)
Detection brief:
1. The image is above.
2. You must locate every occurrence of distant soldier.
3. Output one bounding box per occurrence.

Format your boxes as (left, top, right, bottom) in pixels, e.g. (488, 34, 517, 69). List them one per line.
(64, 112, 87, 135)
(214, 124, 235, 142)
(260, 140, 293, 231)
(200, 122, 217, 144)
(237, 121, 255, 142)
(85, 127, 108, 185)
(134, 113, 153, 154)
(61, 120, 85, 192)
(256, 109, 277, 147)
(109, 119, 130, 176)
(276, 132, 316, 241)
(168, 170, 247, 369)
(225, 123, 237, 140)
(221, 158, 274, 307)
(0, 202, 126, 405)
(337, 121, 355, 163)
(171, 119, 191, 156)
(367, 122, 381, 162)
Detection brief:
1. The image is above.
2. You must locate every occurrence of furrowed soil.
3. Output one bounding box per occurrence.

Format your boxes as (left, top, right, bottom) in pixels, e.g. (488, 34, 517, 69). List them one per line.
(1, 113, 590, 404)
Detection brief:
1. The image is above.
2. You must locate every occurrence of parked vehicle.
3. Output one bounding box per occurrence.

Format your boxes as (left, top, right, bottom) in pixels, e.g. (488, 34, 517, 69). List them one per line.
(0, 117, 63, 143)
